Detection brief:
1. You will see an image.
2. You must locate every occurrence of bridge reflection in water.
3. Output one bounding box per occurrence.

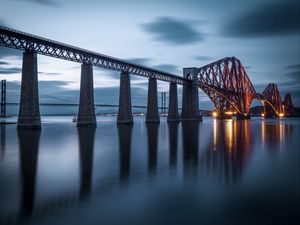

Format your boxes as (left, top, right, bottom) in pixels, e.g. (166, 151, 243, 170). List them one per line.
(200, 119, 252, 184)
(78, 127, 95, 199)
(0, 118, 298, 225)
(18, 129, 40, 221)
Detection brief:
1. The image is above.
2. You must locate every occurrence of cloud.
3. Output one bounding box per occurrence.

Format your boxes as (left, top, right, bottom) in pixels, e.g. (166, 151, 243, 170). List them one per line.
(153, 64, 180, 74)
(127, 58, 151, 65)
(45, 86, 149, 106)
(142, 17, 204, 45)
(193, 56, 213, 61)
(39, 71, 61, 76)
(284, 64, 300, 83)
(285, 70, 300, 81)
(0, 61, 9, 65)
(8, 80, 78, 104)
(0, 67, 22, 74)
(286, 71, 300, 77)
(286, 64, 300, 70)
(0, 19, 7, 26)
(38, 80, 76, 103)
(223, 0, 300, 37)
(0, 47, 22, 59)
(16, 0, 57, 6)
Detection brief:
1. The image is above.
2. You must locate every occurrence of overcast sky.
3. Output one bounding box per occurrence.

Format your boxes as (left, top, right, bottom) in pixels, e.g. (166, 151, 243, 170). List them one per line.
(0, 0, 299, 109)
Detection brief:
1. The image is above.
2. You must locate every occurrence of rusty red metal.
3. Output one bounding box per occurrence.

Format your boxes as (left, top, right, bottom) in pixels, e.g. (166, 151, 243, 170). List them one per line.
(196, 57, 288, 117)
(261, 83, 283, 116)
(197, 57, 257, 116)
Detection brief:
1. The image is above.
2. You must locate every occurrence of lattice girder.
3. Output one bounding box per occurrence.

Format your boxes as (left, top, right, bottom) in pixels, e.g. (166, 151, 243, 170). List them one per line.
(197, 57, 257, 115)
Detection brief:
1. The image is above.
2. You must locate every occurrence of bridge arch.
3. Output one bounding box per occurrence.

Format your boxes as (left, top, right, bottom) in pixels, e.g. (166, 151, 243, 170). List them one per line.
(198, 83, 243, 115)
(254, 84, 283, 117)
(195, 58, 284, 118)
(196, 57, 257, 116)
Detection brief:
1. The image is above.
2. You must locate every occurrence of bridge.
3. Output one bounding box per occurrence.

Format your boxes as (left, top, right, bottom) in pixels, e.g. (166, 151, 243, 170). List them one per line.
(0, 26, 294, 128)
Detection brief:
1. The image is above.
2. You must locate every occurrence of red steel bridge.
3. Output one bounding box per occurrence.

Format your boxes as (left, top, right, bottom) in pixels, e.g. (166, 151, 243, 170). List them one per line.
(196, 57, 294, 118)
(0, 26, 294, 128)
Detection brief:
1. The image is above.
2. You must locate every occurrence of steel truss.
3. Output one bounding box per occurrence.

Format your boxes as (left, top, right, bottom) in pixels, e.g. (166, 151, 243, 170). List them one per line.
(196, 57, 257, 115)
(0, 26, 187, 85)
(262, 83, 283, 115)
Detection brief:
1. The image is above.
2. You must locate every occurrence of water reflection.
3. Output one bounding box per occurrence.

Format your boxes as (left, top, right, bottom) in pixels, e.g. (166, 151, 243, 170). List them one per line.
(0, 125, 5, 160)
(201, 120, 252, 183)
(168, 122, 179, 168)
(18, 129, 41, 220)
(147, 124, 159, 176)
(118, 125, 132, 185)
(182, 122, 199, 179)
(77, 127, 95, 199)
(0, 118, 297, 225)
(261, 120, 292, 150)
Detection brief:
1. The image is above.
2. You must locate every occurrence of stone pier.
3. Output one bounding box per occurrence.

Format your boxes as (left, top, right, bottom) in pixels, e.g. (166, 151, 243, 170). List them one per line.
(77, 64, 96, 127)
(117, 72, 133, 125)
(17, 51, 41, 129)
(181, 68, 202, 122)
(146, 78, 160, 123)
(167, 82, 179, 122)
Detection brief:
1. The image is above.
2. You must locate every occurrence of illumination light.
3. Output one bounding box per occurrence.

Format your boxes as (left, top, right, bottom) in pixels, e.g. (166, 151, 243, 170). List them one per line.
(225, 111, 234, 115)
(279, 113, 284, 117)
(261, 113, 265, 117)
(212, 112, 218, 117)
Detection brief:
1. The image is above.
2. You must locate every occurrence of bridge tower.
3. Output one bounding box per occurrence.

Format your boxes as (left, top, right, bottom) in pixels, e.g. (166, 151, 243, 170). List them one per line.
(262, 83, 283, 118)
(182, 68, 202, 122)
(167, 83, 180, 122)
(117, 71, 133, 125)
(77, 63, 96, 127)
(146, 78, 160, 123)
(17, 51, 41, 129)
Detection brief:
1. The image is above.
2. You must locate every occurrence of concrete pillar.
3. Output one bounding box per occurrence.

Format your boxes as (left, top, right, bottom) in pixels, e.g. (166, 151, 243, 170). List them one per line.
(181, 67, 202, 122)
(146, 78, 160, 123)
(17, 51, 41, 129)
(117, 72, 133, 125)
(167, 82, 179, 122)
(77, 64, 96, 127)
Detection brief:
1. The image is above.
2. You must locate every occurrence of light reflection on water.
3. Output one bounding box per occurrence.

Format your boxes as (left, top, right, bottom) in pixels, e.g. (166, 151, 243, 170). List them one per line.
(0, 117, 299, 225)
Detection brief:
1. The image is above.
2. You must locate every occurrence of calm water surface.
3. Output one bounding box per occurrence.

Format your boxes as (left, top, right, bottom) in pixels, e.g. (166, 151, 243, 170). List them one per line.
(0, 117, 299, 225)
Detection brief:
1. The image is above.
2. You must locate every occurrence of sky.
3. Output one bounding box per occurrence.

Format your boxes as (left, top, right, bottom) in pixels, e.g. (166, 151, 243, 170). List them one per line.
(0, 0, 299, 112)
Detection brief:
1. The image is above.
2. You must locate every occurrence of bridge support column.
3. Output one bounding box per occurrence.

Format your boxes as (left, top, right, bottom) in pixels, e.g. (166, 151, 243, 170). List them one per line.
(77, 64, 96, 127)
(117, 71, 133, 125)
(146, 78, 160, 123)
(167, 82, 179, 122)
(181, 68, 202, 122)
(17, 51, 41, 129)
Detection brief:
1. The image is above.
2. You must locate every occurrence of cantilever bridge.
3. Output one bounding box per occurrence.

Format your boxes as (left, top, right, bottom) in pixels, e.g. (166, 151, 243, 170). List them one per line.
(0, 26, 294, 128)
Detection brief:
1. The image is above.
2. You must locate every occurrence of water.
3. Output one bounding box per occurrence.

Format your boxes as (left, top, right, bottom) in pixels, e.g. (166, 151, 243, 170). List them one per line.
(0, 117, 299, 225)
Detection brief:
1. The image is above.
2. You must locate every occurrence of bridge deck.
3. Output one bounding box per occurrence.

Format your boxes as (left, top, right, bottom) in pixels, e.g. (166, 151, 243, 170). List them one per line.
(0, 26, 188, 85)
